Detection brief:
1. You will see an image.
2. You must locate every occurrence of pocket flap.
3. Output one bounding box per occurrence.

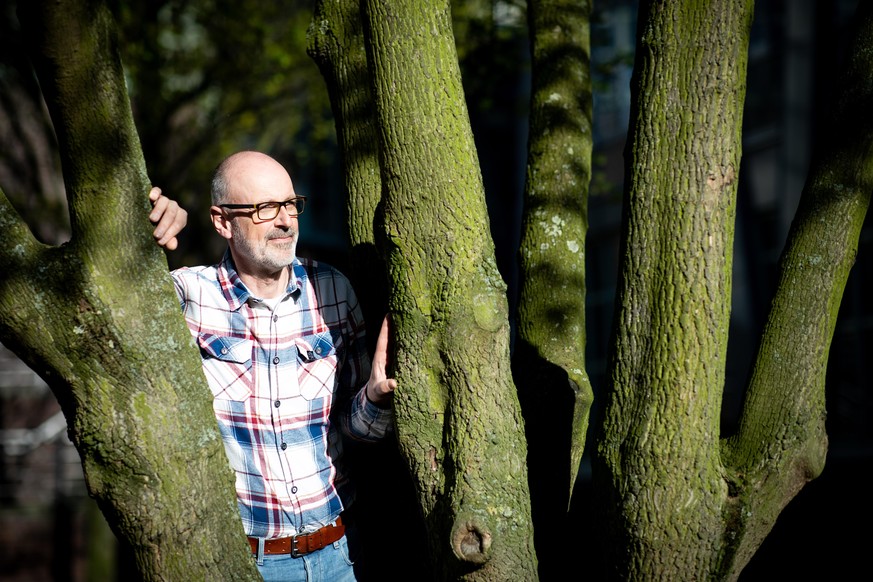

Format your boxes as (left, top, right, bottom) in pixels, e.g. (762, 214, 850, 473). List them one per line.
(294, 333, 337, 363)
(198, 333, 253, 364)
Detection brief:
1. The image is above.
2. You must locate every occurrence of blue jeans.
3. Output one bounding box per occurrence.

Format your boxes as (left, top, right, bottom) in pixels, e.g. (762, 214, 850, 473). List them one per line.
(255, 534, 356, 582)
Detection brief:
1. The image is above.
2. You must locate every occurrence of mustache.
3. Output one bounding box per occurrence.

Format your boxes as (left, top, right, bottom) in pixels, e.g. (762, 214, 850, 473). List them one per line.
(266, 227, 296, 240)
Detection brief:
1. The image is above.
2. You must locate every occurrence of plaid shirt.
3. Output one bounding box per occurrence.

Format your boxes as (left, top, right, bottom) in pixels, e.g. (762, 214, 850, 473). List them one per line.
(172, 251, 392, 538)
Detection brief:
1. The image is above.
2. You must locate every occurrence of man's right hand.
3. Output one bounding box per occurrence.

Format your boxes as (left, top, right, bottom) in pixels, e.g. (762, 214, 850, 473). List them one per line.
(148, 187, 187, 250)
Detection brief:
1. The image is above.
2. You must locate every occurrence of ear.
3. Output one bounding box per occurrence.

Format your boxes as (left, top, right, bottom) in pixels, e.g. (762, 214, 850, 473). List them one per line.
(211, 206, 232, 240)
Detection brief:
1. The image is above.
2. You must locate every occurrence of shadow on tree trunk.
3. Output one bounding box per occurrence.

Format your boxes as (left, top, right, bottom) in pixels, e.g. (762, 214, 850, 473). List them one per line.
(345, 436, 431, 581)
(512, 338, 595, 582)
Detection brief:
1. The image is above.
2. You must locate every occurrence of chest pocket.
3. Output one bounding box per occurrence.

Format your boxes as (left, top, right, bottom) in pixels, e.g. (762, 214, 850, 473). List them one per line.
(294, 333, 339, 400)
(197, 333, 253, 401)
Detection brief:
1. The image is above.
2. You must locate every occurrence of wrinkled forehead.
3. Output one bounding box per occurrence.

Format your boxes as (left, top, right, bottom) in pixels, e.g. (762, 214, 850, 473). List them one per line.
(225, 161, 296, 204)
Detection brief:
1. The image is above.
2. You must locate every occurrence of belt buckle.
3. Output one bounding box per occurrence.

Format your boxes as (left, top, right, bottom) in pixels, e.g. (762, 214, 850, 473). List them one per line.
(290, 535, 301, 558)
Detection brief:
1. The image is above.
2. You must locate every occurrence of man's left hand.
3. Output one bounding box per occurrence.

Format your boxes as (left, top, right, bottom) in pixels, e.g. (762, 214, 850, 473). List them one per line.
(367, 315, 397, 406)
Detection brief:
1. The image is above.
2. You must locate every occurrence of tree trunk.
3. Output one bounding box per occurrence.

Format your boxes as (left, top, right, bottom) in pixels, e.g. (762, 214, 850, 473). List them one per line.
(308, 0, 389, 323)
(308, 2, 430, 579)
(2, 1, 259, 579)
(595, 1, 873, 579)
(594, 1, 753, 579)
(360, 0, 538, 579)
(514, 0, 594, 577)
(720, 2, 873, 577)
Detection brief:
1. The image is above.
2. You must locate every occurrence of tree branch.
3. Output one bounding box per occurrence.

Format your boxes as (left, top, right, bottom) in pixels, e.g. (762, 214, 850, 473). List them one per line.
(18, 0, 152, 264)
(7, 1, 261, 579)
(0, 186, 58, 352)
(722, 2, 873, 575)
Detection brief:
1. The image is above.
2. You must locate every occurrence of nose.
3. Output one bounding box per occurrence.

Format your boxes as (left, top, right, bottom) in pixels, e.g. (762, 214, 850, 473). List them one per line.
(274, 203, 296, 226)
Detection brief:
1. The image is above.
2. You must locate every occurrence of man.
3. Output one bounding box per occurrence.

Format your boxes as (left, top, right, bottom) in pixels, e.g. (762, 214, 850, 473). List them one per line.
(149, 151, 395, 582)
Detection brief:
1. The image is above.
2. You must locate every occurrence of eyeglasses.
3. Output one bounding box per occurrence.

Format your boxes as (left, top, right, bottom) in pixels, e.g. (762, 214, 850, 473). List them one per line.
(219, 196, 307, 221)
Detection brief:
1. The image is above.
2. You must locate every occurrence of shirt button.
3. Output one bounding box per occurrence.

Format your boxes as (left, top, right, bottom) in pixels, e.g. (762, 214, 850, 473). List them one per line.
(315, 347, 322, 355)
(220, 348, 228, 355)
(291, 486, 298, 494)
(274, 400, 280, 408)
(273, 356, 280, 364)
(273, 315, 278, 322)
(281, 442, 287, 450)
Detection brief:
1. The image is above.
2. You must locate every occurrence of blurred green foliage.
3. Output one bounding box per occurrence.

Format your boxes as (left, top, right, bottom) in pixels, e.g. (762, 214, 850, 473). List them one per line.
(114, 0, 338, 268)
(1, 0, 625, 268)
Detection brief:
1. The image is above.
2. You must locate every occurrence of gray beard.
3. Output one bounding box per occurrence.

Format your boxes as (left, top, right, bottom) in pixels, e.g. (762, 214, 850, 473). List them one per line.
(230, 223, 298, 272)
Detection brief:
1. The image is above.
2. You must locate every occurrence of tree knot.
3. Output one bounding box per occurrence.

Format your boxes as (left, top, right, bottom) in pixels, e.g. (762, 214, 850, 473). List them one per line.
(451, 518, 492, 565)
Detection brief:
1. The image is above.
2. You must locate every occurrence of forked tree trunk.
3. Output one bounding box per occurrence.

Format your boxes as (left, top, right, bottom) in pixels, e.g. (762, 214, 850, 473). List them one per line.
(595, 0, 754, 578)
(308, 1, 430, 577)
(595, 1, 873, 580)
(2, 1, 259, 579)
(720, 2, 873, 577)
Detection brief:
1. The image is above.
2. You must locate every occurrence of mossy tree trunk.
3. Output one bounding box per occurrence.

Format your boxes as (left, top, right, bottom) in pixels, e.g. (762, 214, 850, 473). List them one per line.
(307, 2, 430, 578)
(1, 1, 259, 579)
(594, 1, 754, 578)
(362, 0, 537, 579)
(513, 0, 594, 577)
(307, 0, 386, 315)
(594, 1, 872, 580)
(311, 1, 596, 578)
(720, 1, 873, 577)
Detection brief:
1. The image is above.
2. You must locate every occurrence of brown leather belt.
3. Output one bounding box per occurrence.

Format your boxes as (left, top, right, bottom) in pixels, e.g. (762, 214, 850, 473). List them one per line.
(248, 517, 345, 557)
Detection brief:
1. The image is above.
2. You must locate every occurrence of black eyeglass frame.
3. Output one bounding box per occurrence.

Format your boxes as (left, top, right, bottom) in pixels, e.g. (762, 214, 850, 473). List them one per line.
(218, 196, 307, 220)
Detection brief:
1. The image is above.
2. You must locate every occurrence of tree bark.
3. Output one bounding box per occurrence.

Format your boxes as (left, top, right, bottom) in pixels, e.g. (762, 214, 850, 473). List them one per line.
(308, 0, 388, 322)
(596, 1, 873, 579)
(360, 0, 538, 579)
(308, 2, 430, 578)
(514, 0, 593, 576)
(721, 2, 873, 577)
(594, 1, 753, 579)
(2, 1, 259, 579)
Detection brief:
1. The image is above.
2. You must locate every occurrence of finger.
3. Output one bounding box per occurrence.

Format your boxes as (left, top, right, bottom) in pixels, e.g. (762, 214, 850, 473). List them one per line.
(375, 379, 397, 397)
(373, 315, 391, 365)
(155, 210, 187, 246)
(149, 193, 169, 225)
(367, 378, 397, 404)
(151, 201, 175, 239)
(153, 204, 188, 248)
(148, 186, 162, 202)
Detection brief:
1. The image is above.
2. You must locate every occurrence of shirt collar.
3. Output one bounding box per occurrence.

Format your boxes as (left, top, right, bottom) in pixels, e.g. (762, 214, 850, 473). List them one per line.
(217, 249, 302, 310)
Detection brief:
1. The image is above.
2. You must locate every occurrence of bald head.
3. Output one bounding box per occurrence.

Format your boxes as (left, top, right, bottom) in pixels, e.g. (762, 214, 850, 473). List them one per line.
(208, 151, 300, 290)
(211, 151, 291, 205)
